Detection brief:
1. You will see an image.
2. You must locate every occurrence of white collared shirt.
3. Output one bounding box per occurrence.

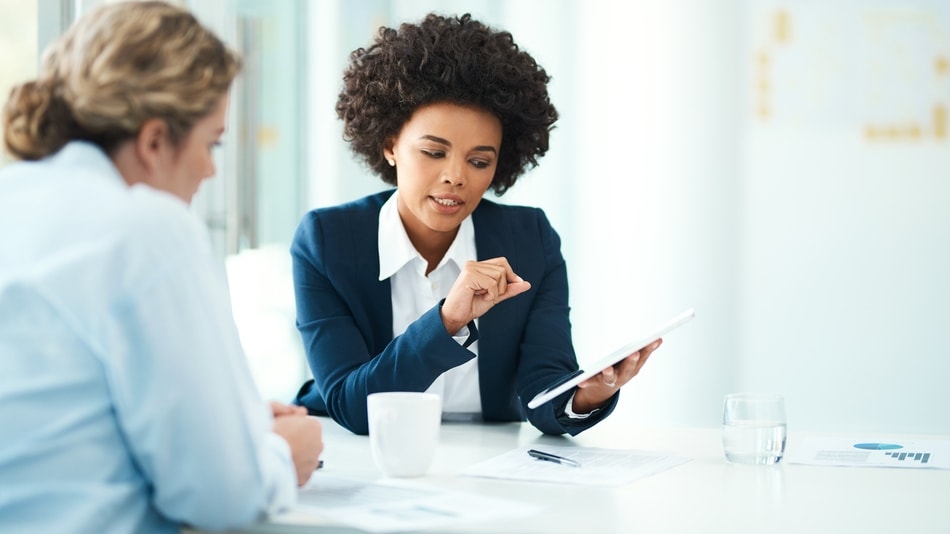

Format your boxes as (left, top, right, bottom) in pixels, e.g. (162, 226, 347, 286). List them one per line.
(378, 191, 482, 415)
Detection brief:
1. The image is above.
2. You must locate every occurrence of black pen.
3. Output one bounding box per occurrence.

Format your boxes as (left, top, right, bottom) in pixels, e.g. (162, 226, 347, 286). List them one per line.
(527, 448, 581, 468)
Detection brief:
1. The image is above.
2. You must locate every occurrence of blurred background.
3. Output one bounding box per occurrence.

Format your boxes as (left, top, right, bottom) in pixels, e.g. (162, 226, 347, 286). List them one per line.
(3, 0, 948, 434)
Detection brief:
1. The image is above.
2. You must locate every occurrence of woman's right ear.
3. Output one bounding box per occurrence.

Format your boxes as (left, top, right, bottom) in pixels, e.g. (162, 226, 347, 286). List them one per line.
(383, 141, 395, 167)
(135, 118, 171, 174)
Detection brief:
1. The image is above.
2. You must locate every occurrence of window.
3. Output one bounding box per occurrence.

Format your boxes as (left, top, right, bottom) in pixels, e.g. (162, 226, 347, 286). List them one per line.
(0, 0, 38, 168)
(4, 0, 311, 403)
(189, 0, 311, 402)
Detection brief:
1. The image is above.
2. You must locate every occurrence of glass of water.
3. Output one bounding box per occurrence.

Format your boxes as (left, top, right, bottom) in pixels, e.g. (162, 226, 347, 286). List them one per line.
(722, 393, 787, 465)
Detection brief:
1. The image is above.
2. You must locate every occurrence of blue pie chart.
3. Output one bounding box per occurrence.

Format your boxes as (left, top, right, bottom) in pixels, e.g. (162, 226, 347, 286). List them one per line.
(853, 442, 903, 450)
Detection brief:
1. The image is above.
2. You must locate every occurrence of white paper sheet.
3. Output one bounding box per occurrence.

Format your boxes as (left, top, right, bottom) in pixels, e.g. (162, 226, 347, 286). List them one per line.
(461, 445, 690, 486)
(785, 437, 950, 469)
(295, 474, 540, 533)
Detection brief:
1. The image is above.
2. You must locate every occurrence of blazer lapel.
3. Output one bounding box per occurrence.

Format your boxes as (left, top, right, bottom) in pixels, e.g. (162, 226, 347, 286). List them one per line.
(471, 201, 521, 417)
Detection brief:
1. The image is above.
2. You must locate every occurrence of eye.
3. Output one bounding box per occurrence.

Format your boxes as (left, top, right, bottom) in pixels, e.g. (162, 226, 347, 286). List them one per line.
(469, 159, 491, 169)
(421, 149, 445, 159)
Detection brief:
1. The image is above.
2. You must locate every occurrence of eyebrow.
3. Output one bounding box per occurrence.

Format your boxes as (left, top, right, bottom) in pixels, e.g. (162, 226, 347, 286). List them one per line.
(418, 135, 497, 154)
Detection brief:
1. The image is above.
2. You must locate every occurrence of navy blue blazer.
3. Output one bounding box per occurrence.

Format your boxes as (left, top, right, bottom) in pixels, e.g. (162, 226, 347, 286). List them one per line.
(291, 190, 618, 435)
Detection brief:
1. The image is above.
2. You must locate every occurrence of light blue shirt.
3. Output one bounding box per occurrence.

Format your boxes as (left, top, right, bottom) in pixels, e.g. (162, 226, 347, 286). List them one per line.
(0, 142, 297, 533)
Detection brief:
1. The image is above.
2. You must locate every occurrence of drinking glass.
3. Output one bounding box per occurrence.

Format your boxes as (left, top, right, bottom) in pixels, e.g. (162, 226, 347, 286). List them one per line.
(722, 393, 786, 465)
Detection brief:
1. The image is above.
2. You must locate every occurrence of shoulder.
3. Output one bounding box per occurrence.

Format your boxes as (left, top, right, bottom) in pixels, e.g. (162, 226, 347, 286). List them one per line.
(51, 141, 210, 256)
(107, 186, 216, 290)
(294, 190, 392, 244)
(472, 199, 564, 270)
(291, 190, 392, 261)
(299, 190, 393, 226)
(126, 186, 209, 246)
(2, 143, 216, 301)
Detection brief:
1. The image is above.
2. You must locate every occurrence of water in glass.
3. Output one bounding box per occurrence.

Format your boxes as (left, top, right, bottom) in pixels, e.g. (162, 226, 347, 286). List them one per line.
(722, 420, 787, 464)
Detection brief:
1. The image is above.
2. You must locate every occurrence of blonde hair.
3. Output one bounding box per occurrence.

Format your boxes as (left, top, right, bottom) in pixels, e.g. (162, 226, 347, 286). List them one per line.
(2, 1, 241, 160)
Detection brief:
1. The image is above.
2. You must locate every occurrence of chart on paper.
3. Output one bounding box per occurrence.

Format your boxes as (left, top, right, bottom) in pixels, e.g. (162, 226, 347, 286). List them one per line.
(785, 437, 950, 469)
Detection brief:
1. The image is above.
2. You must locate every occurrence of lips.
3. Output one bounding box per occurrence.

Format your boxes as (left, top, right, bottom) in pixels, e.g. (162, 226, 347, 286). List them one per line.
(429, 195, 464, 214)
(431, 196, 461, 206)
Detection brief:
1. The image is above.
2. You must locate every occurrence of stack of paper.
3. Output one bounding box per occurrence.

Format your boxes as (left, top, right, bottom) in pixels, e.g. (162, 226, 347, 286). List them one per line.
(296, 475, 541, 533)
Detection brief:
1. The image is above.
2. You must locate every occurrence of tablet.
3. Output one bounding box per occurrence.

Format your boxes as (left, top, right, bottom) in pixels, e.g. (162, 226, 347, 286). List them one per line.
(526, 307, 695, 410)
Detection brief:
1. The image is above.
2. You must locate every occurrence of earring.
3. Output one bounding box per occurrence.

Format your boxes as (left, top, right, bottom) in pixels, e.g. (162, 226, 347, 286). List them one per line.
(387, 159, 395, 167)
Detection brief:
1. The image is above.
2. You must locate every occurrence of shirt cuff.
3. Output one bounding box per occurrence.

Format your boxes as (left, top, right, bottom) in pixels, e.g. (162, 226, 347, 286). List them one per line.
(451, 319, 479, 349)
(260, 431, 299, 515)
(562, 391, 600, 420)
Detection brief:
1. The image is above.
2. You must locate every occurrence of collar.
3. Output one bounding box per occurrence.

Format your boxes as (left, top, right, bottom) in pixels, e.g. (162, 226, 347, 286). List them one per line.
(378, 190, 476, 280)
(55, 141, 126, 185)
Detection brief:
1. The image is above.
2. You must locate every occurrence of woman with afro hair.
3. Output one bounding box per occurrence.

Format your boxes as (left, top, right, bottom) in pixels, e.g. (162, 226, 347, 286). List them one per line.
(291, 13, 663, 435)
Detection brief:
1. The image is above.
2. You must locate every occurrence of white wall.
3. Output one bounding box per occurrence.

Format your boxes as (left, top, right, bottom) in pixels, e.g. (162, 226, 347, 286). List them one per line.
(563, 1, 742, 429)
(738, 1, 950, 434)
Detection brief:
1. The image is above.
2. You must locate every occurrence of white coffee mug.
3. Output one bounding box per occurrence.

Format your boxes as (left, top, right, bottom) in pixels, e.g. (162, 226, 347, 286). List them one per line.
(367, 391, 442, 477)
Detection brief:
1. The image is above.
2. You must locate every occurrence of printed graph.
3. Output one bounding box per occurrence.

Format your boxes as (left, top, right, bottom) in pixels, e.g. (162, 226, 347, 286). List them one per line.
(853, 442, 934, 464)
(883, 451, 932, 464)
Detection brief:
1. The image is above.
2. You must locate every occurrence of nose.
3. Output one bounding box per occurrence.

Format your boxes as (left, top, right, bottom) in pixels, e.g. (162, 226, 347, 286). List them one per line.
(204, 159, 217, 180)
(440, 157, 466, 187)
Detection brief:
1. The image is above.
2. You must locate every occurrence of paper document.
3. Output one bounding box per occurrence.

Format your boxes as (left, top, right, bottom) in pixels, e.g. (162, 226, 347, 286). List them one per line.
(462, 445, 689, 486)
(785, 437, 950, 469)
(296, 474, 540, 533)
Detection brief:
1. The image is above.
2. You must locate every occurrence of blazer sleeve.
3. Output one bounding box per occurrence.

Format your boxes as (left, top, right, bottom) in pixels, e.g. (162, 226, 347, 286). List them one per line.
(290, 208, 475, 435)
(511, 208, 618, 435)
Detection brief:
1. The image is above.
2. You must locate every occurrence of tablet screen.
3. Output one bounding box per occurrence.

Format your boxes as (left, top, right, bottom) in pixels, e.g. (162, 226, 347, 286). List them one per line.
(526, 307, 695, 410)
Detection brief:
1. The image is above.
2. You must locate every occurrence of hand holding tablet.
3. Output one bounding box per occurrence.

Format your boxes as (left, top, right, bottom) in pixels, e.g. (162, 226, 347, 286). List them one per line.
(526, 308, 695, 410)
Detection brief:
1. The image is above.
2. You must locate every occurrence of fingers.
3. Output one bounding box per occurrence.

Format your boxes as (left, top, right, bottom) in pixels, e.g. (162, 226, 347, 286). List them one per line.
(272, 415, 324, 487)
(576, 339, 664, 391)
(463, 258, 522, 300)
(576, 366, 622, 390)
(615, 339, 662, 383)
(497, 280, 531, 301)
(601, 366, 617, 387)
(481, 256, 524, 283)
(270, 404, 322, 486)
(270, 400, 307, 417)
(441, 257, 530, 330)
(633, 339, 661, 371)
(615, 340, 658, 378)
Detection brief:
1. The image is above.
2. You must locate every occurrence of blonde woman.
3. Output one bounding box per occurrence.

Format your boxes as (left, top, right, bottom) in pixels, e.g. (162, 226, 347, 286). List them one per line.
(0, 2, 322, 532)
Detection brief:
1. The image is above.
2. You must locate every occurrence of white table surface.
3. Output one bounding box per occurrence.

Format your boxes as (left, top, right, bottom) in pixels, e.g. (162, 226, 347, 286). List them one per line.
(194, 414, 950, 534)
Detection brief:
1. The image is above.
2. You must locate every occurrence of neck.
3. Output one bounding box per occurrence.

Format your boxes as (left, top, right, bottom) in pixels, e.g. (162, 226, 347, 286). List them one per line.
(406, 228, 456, 275)
(109, 140, 149, 189)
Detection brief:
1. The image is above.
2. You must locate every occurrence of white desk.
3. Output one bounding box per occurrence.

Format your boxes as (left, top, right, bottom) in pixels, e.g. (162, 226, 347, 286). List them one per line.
(209, 415, 950, 534)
